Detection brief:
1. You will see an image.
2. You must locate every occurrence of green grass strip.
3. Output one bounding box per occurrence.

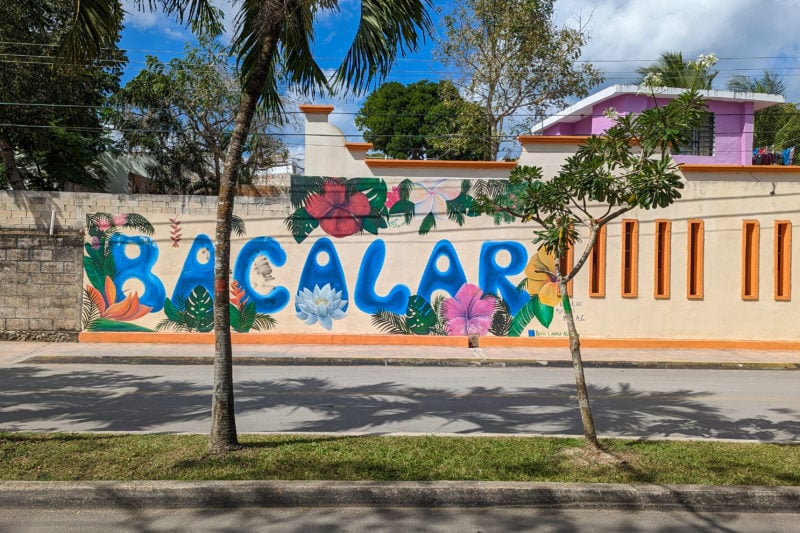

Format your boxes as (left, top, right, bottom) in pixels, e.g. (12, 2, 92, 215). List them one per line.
(1, 433, 798, 486)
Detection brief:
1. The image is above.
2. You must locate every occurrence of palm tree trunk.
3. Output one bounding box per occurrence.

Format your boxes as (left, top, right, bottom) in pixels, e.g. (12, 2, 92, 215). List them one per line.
(0, 131, 26, 190)
(210, 20, 284, 454)
(558, 278, 601, 450)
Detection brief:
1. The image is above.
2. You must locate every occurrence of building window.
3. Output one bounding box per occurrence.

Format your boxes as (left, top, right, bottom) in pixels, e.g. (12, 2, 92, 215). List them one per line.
(742, 220, 760, 300)
(687, 220, 704, 299)
(774, 221, 792, 301)
(589, 225, 606, 298)
(654, 220, 671, 299)
(621, 219, 639, 298)
(679, 111, 714, 156)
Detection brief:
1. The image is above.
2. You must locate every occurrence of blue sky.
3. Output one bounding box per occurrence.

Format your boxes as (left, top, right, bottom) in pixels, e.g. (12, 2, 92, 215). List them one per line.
(119, 0, 800, 160)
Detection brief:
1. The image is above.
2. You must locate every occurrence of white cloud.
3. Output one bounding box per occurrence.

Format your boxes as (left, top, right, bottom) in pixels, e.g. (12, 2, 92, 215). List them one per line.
(554, 0, 800, 100)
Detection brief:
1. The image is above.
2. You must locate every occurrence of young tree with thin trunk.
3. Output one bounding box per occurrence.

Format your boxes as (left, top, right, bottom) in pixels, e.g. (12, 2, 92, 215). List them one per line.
(473, 90, 706, 450)
(62, 0, 432, 453)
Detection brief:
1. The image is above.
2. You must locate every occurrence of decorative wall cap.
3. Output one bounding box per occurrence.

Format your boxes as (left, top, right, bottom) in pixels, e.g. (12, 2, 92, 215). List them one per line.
(298, 104, 335, 115)
(344, 142, 374, 151)
(680, 164, 800, 173)
(365, 159, 518, 169)
(518, 135, 591, 144)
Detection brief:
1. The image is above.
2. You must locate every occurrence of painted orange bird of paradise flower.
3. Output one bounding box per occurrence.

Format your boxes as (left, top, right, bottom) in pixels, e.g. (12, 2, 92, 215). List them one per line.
(86, 276, 152, 321)
(525, 247, 561, 307)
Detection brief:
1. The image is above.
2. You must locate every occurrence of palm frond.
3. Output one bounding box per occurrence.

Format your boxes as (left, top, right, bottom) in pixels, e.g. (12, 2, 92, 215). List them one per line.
(251, 314, 278, 331)
(231, 214, 246, 237)
(59, 0, 123, 64)
(81, 288, 100, 330)
(371, 310, 412, 334)
(333, 0, 433, 94)
(154, 318, 192, 332)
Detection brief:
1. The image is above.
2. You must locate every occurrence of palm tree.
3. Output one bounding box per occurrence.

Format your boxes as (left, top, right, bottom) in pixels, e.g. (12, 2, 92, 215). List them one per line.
(728, 71, 792, 148)
(636, 51, 717, 90)
(727, 70, 786, 95)
(62, 0, 432, 453)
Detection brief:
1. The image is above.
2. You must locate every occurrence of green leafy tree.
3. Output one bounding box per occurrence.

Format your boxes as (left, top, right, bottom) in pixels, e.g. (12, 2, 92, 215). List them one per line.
(355, 80, 491, 160)
(727, 71, 796, 149)
(473, 90, 706, 450)
(636, 51, 717, 90)
(0, 0, 125, 190)
(111, 37, 289, 194)
(64, 0, 432, 453)
(435, 0, 603, 159)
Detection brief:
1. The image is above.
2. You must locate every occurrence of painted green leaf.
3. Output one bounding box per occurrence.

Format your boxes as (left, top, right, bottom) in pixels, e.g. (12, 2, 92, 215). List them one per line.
(533, 297, 554, 328)
(361, 213, 388, 235)
(185, 285, 214, 332)
(285, 207, 319, 244)
(406, 295, 437, 334)
(290, 175, 324, 209)
(89, 318, 153, 332)
(371, 311, 411, 335)
(509, 297, 555, 337)
(389, 199, 415, 224)
(83, 255, 104, 293)
(419, 212, 436, 235)
(163, 297, 185, 323)
(350, 177, 387, 212)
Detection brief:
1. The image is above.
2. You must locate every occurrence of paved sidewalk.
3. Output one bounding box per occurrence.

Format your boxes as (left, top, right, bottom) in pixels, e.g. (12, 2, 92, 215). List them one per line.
(2, 340, 800, 368)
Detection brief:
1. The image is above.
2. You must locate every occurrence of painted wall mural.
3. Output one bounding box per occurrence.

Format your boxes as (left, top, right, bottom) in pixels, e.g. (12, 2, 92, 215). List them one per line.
(82, 177, 568, 337)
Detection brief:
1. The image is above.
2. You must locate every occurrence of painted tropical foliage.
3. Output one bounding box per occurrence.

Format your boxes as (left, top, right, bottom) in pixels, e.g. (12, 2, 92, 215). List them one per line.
(156, 280, 277, 333)
(371, 280, 554, 337)
(285, 176, 478, 243)
(82, 212, 155, 331)
(81, 179, 562, 337)
(83, 212, 274, 333)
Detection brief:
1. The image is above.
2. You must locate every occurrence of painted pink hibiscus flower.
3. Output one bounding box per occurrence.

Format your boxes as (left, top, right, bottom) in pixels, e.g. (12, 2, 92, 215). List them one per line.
(112, 213, 128, 226)
(305, 181, 371, 238)
(441, 283, 496, 336)
(385, 185, 401, 210)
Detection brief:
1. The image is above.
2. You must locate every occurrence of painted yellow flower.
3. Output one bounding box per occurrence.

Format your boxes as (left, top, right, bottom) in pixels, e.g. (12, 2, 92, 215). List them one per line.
(525, 247, 560, 307)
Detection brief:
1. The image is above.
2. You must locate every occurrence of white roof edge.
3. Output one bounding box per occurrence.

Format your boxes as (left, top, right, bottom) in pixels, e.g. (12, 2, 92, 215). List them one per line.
(531, 84, 785, 134)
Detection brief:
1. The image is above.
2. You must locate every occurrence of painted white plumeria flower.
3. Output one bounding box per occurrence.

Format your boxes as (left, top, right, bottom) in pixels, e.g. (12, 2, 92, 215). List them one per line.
(295, 283, 346, 330)
(409, 179, 460, 221)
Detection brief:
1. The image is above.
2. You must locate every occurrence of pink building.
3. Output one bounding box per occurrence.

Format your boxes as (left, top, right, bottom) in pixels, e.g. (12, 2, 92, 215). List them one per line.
(533, 84, 784, 166)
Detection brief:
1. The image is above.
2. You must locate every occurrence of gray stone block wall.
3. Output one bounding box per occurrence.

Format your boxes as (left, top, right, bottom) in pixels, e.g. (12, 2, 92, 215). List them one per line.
(0, 229, 84, 341)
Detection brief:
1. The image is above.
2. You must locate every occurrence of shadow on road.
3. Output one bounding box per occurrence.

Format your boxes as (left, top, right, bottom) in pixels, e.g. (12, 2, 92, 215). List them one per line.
(1, 366, 798, 443)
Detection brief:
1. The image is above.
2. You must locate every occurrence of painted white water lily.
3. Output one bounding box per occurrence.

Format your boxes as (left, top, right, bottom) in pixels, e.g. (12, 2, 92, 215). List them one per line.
(295, 283, 346, 330)
(409, 179, 460, 221)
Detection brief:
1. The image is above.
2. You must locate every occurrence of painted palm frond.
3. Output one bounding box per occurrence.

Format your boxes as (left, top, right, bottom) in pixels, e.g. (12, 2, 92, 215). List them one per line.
(371, 310, 412, 335)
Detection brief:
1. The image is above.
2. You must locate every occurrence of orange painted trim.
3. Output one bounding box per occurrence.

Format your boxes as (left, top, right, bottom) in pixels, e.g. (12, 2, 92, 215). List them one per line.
(365, 159, 517, 169)
(517, 135, 591, 145)
(344, 142, 374, 151)
(479, 336, 800, 351)
(79, 332, 800, 351)
(621, 219, 639, 298)
(774, 220, 792, 301)
(741, 220, 760, 300)
(686, 220, 705, 300)
(79, 332, 468, 347)
(298, 104, 335, 115)
(654, 220, 671, 299)
(588, 225, 606, 298)
(680, 164, 800, 174)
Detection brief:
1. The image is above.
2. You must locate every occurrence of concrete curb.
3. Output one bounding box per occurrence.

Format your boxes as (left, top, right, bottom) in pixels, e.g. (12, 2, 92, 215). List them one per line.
(1, 481, 798, 511)
(20, 355, 800, 370)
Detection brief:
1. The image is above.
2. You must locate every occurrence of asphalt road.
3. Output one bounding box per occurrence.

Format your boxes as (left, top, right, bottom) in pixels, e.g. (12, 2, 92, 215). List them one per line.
(2, 506, 799, 532)
(1, 364, 798, 441)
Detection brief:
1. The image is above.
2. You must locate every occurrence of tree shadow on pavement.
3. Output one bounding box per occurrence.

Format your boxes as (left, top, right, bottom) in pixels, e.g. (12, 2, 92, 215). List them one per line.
(1, 365, 798, 443)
